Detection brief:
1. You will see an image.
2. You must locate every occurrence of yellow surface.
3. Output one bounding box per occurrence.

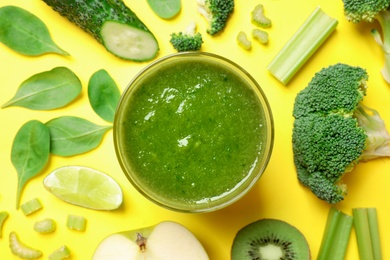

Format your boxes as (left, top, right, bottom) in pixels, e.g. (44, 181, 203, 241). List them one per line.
(1, 0, 389, 259)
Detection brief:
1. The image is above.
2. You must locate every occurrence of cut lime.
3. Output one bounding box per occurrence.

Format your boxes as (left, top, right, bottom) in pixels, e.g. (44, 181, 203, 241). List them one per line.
(43, 166, 123, 210)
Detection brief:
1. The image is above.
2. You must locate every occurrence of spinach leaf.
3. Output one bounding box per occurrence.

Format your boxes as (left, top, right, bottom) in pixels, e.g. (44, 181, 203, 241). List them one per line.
(0, 5, 69, 56)
(11, 120, 50, 209)
(88, 69, 121, 123)
(45, 116, 112, 156)
(2, 67, 82, 110)
(147, 0, 181, 19)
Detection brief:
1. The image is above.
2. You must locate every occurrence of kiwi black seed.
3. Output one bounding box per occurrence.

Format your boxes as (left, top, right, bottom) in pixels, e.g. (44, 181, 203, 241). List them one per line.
(231, 218, 311, 260)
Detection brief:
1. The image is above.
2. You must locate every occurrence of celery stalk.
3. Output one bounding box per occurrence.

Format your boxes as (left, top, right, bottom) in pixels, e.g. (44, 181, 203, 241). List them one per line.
(0, 211, 9, 238)
(353, 208, 382, 260)
(267, 6, 338, 85)
(317, 207, 353, 260)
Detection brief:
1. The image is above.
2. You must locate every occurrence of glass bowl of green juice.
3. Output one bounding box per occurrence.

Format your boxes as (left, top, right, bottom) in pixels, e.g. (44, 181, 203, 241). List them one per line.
(114, 52, 274, 213)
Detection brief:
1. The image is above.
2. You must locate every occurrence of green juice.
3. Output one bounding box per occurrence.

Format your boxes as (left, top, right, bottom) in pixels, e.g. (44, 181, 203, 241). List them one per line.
(116, 54, 272, 211)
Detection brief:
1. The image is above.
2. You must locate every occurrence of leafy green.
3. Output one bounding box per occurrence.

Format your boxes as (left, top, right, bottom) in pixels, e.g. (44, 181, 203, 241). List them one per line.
(2, 67, 82, 110)
(11, 120, 50, 209)
(0, 5, 69, 56)
(147, 0, 181, 19)
(45, 116, 112, 156)
(88, 69, 121, 123)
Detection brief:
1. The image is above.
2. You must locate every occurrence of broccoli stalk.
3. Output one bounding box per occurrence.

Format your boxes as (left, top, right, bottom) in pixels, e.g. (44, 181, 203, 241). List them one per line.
(292, 63, 390, 204)
(342, 0, 390, 84)
(170, 21, 203, 52)
(197, 0, 234, 35)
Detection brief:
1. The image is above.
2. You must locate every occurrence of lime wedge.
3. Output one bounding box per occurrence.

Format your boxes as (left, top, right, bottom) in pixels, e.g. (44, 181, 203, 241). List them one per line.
(43, 166, 123, 210)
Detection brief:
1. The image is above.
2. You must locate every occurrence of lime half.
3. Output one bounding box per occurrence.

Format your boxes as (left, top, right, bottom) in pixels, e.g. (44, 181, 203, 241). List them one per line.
(43, 166, 123, 210)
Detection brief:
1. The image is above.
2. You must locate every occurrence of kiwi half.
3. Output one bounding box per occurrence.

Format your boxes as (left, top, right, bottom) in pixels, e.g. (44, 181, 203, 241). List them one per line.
(231, 218, 310, 260)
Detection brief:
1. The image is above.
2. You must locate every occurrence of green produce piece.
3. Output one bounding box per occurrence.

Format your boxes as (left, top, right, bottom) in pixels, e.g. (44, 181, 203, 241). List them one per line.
(0, 6, 68, 56)
(0, 211, 9, 238)
(147, 0, 181, 19)
(9, 231, 42, 259)
(251, 4, 271, 28)
(20, 198, 43, 216)
(12, 120, 50, 209)
(252, 28, 268, 44)
(170, 21, 203, 52)
(267, 7, 338, 85)
(45, 116, 112, 157)
(353, 208, 382, 260)
(33, 218, 56, 234)
(49, 245, 71, 260)
(43, 165, 123, 211)
(342, 0, 390, 84)
(2, 67, 82, 110)
(197, 0, 234, 35)
(292, 63, 390, 204)
(231, 218, 310, 259)
(67, 215, 87, 231)
(236, 31, 251, 50)
(88, 69, 121, 123)
(42, 0, 159, 61)
(317, 207, 353, 260)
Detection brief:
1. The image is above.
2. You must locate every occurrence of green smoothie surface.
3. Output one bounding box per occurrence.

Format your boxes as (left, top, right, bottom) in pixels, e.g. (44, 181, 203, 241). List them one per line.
(117, 55, 270, 210)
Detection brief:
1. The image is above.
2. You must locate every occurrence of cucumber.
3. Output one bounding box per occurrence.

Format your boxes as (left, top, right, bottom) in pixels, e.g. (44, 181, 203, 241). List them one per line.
(42, 0, 159, 61)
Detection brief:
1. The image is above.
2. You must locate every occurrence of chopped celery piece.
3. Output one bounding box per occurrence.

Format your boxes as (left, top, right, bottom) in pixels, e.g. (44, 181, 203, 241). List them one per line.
(0, 211, 9, 238)
(66, 215, 87, 231)
(34, 218, 56, 234)
(267, 7, 338, 85)
(20, 198, 42, 216)
(317, 207, 353, 260)
(353, 208, 382, 260)
(49, 245, 71, 260)
(9, 231, 42, 259)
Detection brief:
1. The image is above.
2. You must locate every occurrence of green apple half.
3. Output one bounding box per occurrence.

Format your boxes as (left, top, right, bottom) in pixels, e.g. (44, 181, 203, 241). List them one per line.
(92, 221, 209, 259)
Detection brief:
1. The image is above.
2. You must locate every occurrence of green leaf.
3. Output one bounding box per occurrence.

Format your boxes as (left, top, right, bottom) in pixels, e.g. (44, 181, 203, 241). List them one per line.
(147, 0, 181, 19)
(2, 67, 82, 110)
(0, 5, 69, 56)
(11, 120, 50, 209)
(45, 116, 112, 156)
(88, 69, 121, 123)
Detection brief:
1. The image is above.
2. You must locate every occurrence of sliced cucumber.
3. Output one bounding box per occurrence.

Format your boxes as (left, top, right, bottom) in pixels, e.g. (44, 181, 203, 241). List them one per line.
(42, 0, 159, 61)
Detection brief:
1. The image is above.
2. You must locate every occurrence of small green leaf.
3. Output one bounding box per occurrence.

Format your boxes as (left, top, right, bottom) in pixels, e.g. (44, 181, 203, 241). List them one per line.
(45, 116, 112, 156)
(147, 0, 181, 19)
(11, 120, 50, 209)
(0, 5, 69, 56)
(2, 67, 82, 110)
(88, 69, 121, 123)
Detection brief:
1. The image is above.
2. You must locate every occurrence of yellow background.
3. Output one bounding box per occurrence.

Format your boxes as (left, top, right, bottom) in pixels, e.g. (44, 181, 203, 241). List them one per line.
(1, 0, 389, 259)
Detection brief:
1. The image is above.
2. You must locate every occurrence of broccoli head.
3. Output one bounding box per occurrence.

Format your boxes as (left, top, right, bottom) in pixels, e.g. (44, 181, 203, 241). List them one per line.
(292, 63, 390, 204)
(170, 21, 203, 52)
(342, 0, 390, 83)
(197, 0, 234, 35)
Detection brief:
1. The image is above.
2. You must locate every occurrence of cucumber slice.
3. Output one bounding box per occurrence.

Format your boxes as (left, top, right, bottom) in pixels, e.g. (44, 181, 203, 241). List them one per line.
(42, 0, 159, 61)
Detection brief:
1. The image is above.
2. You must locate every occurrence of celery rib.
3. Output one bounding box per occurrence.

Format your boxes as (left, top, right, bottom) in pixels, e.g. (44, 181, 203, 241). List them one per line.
(353, 208, 382, 260)
(267, 6, 338, 85)
(317, 207, 353, 260)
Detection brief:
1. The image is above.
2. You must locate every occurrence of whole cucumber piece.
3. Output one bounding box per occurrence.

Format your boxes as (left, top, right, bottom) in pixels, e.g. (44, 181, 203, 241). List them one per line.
(42, 0, 159, 61)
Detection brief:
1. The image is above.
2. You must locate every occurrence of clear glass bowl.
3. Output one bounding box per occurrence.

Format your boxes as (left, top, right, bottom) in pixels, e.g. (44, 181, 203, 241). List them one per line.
(114, 52, 274, 213)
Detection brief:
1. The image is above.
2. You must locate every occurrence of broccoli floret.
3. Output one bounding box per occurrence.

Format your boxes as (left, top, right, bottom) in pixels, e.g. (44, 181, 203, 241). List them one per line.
(197, 0, 234, 35)
(342, 0, 390, 83)
(292, 63, 390, 204)
(169, 21, 203, 52)
(251, 4, 272, 28)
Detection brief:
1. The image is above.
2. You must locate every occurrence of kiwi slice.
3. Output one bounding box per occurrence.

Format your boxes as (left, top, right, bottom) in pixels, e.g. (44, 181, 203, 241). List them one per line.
(231, 218, 311, 260)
